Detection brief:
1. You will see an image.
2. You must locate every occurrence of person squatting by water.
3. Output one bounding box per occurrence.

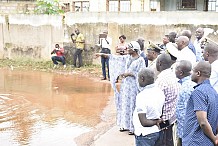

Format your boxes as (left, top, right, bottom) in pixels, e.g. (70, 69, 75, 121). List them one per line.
(51, 44, 66, 69)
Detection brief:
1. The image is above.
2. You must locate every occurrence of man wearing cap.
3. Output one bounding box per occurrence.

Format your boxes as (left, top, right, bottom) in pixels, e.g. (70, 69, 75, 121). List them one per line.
(147, 41, 162, 80)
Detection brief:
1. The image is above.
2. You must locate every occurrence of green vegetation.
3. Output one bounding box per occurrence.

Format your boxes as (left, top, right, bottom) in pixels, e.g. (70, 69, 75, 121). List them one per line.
(0, 59, 102, 78)
(34, 0, 64, 14)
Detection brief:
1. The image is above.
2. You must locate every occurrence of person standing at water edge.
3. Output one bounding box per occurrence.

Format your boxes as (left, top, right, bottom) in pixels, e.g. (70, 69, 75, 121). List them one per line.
(71, 28, 85, 68)
(51, 44, 66, 69)
(95, 41, 146, 135)
(133, 68, 165, 146)
(183, 61, 218, 146)
(99, 30, 112, 80)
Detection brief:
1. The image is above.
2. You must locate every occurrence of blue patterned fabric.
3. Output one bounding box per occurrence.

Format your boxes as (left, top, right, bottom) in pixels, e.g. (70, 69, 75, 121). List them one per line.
(109, 55, 127, 126)
(183, 79, 218, 146)
(176, 76, 196, 138)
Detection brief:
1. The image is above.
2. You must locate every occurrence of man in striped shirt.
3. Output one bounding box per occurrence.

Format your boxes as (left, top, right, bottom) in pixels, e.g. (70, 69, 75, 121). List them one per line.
(155, 53, 181, 146)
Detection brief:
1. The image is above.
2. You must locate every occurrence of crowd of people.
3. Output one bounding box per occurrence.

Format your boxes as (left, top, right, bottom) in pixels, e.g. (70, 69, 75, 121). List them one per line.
(95, 27, 218, 146)
(50, 27, 218, 146)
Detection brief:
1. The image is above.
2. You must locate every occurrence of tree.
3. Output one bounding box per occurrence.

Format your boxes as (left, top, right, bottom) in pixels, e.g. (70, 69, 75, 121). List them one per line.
(34, 0, 64, 14)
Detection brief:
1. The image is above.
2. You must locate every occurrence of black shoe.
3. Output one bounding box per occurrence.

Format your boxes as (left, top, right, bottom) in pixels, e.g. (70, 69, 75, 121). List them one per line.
(101, 78, 106, 80)
(119, 128, 128, 132)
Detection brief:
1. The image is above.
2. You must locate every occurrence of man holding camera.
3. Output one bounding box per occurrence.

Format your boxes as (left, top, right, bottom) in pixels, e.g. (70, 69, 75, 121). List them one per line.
(51, 44, 66, 69)
(71, 28, 85, 68)
(99, 30, 112, 80)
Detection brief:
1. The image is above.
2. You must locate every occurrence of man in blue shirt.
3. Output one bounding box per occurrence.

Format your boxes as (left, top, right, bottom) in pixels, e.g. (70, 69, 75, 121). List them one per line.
(175, 60, 196, 146)
(183, 61, 218, 146)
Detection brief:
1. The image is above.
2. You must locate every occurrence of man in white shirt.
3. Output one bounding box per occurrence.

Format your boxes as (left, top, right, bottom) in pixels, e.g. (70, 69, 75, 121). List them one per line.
(194, 27, 204, 61)
(202, 41, 218, 93)
(99, 30, 112, 80)
(176, 36, 196, 66)
(133, 68, 165, 146)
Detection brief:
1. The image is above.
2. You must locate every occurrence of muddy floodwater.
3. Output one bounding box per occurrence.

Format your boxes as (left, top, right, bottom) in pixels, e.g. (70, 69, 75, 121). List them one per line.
(0, 69, 112, 146)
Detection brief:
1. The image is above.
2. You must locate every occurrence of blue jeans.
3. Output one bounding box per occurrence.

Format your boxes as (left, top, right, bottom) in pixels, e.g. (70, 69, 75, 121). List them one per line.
(101, 56, 110, 79)
(135, 132, 160, 146)
(51, 56, 65, 65)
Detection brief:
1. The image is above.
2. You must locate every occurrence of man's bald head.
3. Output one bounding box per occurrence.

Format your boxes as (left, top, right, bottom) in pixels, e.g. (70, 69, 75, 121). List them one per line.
(175, 60, 192, 79)
(196, 27, 204, 40)
(194, 61, 211, 78)
(138, 68, 155, 87)
(205, 42, 218, 56)
(156, 53, 172, 72)
(181, 30, 192, 40)
(176, 36, 189, 50)
(203, 41, 218, 63)
(191, 61, 211, 83)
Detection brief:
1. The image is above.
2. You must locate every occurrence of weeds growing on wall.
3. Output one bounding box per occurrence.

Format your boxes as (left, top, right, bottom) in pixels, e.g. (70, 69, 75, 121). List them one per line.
(34, 0, 64, 14)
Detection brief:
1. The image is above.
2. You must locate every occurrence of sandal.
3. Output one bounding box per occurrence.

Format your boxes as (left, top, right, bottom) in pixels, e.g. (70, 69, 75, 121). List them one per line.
(119, 128, 128, 132)
(128, 132, 134, 135)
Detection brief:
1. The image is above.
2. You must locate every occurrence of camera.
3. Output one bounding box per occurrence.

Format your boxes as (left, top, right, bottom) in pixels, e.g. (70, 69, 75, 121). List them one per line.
(159, 120, 170, 130)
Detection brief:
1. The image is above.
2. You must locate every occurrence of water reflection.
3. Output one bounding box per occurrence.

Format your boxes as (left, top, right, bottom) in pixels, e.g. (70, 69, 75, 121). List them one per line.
(0, 69, 112, 145)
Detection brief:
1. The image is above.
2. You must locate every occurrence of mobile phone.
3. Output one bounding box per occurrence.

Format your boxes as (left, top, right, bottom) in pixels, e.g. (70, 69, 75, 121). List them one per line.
(159, 120, 170, 130)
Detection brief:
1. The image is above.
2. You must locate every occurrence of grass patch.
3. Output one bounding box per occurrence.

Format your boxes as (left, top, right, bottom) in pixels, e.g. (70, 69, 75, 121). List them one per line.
(0, 58, 102, 78)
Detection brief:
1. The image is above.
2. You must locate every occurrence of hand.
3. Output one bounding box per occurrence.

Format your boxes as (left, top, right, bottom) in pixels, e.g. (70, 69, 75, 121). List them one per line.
(214, 135, 218, 146)
(156, 119, 163, 129)
(120, 73, 127, 78)
(93, 53, 101, 59)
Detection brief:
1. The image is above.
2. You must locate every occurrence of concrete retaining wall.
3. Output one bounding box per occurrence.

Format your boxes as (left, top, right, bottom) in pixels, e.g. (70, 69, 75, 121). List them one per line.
(1, 12, 218, 65)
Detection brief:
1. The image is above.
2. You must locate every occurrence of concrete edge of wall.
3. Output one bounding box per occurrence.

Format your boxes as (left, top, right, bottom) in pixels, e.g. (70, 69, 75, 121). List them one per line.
(65, 11, 218, 26)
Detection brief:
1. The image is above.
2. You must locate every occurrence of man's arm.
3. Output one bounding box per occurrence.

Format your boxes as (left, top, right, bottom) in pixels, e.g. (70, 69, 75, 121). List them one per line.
(138, 113, 161, 127)
(196, 111, 217, 144)
(70, 33, 76, 43)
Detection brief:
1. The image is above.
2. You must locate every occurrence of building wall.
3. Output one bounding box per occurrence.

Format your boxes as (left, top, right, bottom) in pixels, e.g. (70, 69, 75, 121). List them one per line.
(1, 12, 218, 65)
(164, 0, 205, 11)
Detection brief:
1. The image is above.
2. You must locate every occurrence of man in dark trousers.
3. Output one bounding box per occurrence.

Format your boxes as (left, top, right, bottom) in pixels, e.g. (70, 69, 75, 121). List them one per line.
(99, 30, 112, 80)
(71, 28, 85, 68)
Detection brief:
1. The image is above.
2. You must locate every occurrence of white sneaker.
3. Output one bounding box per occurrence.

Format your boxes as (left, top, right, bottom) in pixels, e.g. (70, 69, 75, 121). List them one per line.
(63, 65, 66, 68)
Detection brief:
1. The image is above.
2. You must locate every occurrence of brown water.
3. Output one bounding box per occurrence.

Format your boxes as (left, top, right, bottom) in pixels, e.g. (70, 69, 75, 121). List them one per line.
(0, 69, 112, 146)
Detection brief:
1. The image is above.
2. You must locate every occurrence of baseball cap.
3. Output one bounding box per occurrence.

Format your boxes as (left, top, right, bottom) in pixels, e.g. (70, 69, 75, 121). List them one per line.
(127, 41, 140, 51)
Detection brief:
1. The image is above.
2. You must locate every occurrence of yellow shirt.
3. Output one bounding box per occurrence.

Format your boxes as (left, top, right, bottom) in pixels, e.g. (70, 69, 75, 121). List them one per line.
(73, 33, 85, 49)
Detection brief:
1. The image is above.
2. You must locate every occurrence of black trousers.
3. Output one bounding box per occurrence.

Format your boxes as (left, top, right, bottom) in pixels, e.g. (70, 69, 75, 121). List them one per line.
(155, 124, 174, 146)
(73, 49, 83, 67)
